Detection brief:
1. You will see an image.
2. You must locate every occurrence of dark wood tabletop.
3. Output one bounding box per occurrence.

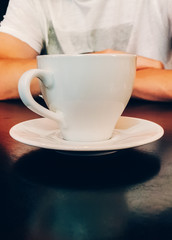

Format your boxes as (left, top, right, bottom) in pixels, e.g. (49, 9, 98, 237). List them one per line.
(0, 97, 172, 240)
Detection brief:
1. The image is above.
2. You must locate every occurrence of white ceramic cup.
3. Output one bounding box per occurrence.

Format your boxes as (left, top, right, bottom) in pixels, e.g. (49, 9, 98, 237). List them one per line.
(18, 54, 136, 142)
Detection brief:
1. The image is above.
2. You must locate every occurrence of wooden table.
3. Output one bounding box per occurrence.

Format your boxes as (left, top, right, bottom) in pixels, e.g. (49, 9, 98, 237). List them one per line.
(0, 98, 172, 240)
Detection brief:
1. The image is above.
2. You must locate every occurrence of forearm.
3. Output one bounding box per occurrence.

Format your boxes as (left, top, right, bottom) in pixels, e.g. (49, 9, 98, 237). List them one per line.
(132, 69, 172, 102)
(0, 58, 39, 100)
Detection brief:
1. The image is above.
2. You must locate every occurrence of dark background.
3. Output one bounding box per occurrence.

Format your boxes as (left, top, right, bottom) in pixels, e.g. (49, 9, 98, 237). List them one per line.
(0, 0, 9, 21)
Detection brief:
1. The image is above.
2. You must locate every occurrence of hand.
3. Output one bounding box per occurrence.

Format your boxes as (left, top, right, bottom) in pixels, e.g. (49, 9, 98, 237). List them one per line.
(93, 49, 164, 70)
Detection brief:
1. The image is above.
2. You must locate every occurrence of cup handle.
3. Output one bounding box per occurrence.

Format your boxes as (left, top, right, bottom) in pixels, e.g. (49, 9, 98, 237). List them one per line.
(18, 69, 64, 125)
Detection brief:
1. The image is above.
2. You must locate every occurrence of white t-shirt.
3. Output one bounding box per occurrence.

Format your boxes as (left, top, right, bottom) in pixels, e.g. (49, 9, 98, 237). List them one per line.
(1, 0, 172, 68)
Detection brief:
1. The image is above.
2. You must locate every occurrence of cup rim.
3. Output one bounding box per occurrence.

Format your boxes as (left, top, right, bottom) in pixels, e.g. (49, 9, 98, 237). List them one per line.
(37, 53, 136, 59)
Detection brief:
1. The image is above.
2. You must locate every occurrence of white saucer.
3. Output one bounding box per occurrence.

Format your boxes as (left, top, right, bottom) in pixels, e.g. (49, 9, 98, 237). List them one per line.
(9, 116, 164, 155)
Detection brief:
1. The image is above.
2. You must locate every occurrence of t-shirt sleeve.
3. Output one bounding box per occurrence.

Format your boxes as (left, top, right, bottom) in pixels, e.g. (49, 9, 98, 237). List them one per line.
(0, 0, 43, 53)
(168, 0, 172, 38)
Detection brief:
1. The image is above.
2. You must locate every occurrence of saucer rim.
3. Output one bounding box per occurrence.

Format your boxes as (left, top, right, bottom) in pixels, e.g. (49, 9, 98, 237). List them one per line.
(9, 116, 164, 152)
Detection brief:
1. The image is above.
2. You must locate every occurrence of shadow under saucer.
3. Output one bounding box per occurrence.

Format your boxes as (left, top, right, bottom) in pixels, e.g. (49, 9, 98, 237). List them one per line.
(13, 148, 161, 190)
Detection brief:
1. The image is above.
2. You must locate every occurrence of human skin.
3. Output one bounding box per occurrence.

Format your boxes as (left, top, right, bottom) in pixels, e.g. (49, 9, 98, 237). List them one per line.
(0, 33, 39, 100)
(94, 49, 172, 102)
(0, 33, 171, 101)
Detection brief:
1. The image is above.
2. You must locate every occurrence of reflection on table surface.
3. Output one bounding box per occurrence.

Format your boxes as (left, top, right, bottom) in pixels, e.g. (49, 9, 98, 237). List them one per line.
(0, 98, 172, 240)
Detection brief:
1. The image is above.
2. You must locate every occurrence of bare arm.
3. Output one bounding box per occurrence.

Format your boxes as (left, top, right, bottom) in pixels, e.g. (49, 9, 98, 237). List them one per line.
(0, 33, 39, 100)
(133, 69, 172, 102)
(94, 49, 172, 102)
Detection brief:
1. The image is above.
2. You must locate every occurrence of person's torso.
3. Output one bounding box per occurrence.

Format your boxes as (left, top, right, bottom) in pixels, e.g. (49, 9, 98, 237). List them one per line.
(35, 0, 171, 68)
(1, 0, 171, 67)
